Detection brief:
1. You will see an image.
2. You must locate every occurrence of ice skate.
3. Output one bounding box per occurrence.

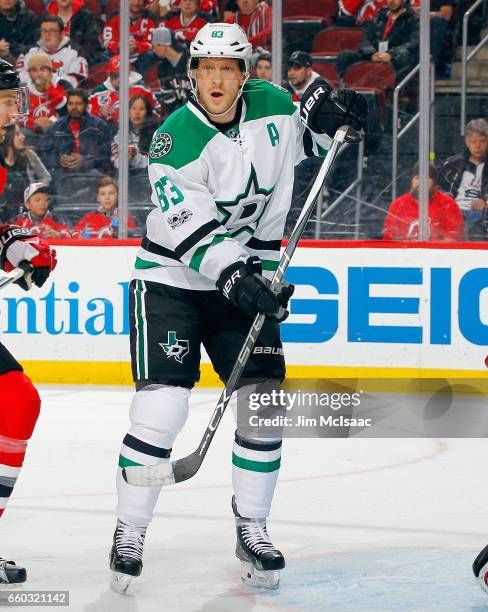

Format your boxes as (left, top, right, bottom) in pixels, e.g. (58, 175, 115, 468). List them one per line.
(109, 519, 146, 594)
(473, 544, 488, 594)
(0, 557, 26, 584)
(232, 497, 285, 589)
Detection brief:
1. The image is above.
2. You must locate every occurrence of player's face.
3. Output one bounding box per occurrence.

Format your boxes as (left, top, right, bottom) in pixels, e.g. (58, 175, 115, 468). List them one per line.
(196, 58, 244, 116)
(256, 59, 272, 81)
(181, 0, 199, 16)
(97, 185, 118, 212)
(0, 92, 19, 140)
(40, 22, 63, 52)
(465, 132, 488, 159)
(237, 0, 258, 15)
(27, 192, 49, 218)
(287, 65, 309, 88)
(130, 98, 147, 127)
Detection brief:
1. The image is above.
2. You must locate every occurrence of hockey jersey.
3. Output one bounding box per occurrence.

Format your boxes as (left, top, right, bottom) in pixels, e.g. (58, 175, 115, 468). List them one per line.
(17, 38, 89, 89)
(133, 80, 330, 290)
(71, 209, 137, 238)
(25, 80, 67, 132)
(89, 74, 159, 126)
(163, 13, 210, 43)
(12, 211, 70, 238)
(103, 11, 158, 58)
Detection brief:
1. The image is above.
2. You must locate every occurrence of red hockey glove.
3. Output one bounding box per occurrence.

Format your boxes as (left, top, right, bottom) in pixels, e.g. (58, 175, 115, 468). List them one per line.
(0, 225, 57, 291)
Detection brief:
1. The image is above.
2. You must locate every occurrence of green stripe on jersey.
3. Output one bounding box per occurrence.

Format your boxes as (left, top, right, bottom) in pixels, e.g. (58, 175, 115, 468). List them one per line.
(317, 144, 328, 156)
(119, 455, 143, 468)
(149, 106, 218, 169)
(243, 80, 296, 122)
(261, 260, 279, 271)
(232, 453, 281, 473)
(134, 257, 163, 270)
(189, 233, 230, 272)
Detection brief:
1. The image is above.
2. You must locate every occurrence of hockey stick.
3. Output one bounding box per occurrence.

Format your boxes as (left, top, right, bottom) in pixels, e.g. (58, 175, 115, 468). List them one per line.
(0, 261, 32, 291)
(123, 125, 354, 487)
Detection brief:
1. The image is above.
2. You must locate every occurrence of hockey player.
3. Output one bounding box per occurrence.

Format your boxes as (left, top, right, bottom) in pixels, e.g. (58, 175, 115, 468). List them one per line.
(109, 22, 367, 592)
(0, 59, 57, 583)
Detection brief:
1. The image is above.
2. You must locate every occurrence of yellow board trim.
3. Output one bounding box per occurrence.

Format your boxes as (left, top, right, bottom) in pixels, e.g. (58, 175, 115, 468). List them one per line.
(19, 361, 488, 392)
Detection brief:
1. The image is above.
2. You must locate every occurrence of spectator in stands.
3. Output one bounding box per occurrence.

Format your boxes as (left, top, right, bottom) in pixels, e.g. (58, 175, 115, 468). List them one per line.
(0, 0, 39, 62)
(255, 52, 272, 81)
(11, 182, 70, 238)
(384, 162, 463, 240)
(287, 51, 322, 101)
(164, 0, 218, 20)
(103, 0, 158, 76)
(89, 55, 159, 127)
(111, 94, 160, 172)
(439, 118, 488, 232)
(17, 15, 89, 89)
(164, 0, 210, 44)
(47, 0, 103, 67)
(226, 0, 272, 52)
(71, 175, 137, 239)
(0, 123, 51, 220)
(24, 52, 67, 134)
(337, 0, 420, 80)
(151, 26, 190, 115)
(410, 0, 454, 77)
(42, 88, 113, 189)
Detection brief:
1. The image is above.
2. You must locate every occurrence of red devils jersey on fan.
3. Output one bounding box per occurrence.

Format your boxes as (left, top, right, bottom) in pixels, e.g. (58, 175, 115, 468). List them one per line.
(339, 0, 387, 23)
(71, 210, 137, 238)
(88, 85, 158, 125)
(226, 2, 272, 48)
(383, 190, 464, 240)
(103, 11, 158, 56)
(11, 213, 70, 238)
(25, 82, 67, 131)
(0, 154, 6, 196)
(164, 13, 209, 43)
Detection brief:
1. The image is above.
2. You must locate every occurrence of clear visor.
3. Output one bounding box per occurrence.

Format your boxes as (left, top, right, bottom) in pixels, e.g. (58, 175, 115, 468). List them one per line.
(190, 63, 245, 82)
(0, 86, 29, 119)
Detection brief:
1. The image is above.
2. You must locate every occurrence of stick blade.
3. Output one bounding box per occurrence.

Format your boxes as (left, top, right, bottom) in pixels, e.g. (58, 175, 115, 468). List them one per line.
(122, 463, 175, 487)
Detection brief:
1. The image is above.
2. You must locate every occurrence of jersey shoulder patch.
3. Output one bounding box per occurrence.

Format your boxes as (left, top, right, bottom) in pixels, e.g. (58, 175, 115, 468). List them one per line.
(149, 105, 218, 169)
(243, 79, 296, 122)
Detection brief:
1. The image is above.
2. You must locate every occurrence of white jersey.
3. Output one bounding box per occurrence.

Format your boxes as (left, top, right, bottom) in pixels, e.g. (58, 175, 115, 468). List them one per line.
(17, 38, 89, 89)
(133, 79, 330, 291)
(456, 162, 484, 211)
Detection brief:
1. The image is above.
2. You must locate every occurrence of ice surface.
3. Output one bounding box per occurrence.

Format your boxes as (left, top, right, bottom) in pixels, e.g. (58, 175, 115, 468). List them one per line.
(0, 386, 487, 611)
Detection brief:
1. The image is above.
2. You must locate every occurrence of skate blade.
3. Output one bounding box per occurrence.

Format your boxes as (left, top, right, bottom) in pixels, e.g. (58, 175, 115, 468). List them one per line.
(111, 572, 133, 594)
(240, 561, 280, 590)
(476, 561, 488, 595)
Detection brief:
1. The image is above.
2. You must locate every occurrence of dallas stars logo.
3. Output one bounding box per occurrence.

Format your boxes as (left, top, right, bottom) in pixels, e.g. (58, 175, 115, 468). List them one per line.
(216, 164, 275, 236)
(159, 331, 189, 364)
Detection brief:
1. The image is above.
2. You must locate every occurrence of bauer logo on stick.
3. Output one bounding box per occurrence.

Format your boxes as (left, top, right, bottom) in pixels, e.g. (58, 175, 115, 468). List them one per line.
(150, 132, 173, 159)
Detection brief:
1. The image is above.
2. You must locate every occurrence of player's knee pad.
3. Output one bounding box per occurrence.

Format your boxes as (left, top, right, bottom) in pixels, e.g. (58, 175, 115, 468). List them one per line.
(0, 371, 40, 441)
(232, 379, 285, 441)
(128, 384, 190, 451)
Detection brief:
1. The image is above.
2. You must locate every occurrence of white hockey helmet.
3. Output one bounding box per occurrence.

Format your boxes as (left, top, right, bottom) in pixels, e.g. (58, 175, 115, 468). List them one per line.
(188, 23, 252, 116)
(190, 22, 252, 67)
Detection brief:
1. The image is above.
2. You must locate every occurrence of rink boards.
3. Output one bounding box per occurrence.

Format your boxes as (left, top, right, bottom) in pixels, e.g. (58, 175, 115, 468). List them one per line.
(1, 239, 487, 385)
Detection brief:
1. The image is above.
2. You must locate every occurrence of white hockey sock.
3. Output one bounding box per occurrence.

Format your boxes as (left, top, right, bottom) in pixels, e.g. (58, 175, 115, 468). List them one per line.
(232, 433, 282, 519)
(117, 385, 189, 527)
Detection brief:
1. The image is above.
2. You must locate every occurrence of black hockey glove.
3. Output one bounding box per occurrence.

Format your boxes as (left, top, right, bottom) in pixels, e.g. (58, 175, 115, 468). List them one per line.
(300, 80, 368, 142)
(216, 257, 294, 322)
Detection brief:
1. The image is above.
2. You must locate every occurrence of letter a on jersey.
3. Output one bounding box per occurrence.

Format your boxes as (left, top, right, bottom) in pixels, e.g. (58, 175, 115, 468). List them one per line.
(159, 331, 190, 363)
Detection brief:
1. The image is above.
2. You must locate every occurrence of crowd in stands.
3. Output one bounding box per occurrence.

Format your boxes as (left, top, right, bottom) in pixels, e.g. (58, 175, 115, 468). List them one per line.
(0, 0, 485, 241)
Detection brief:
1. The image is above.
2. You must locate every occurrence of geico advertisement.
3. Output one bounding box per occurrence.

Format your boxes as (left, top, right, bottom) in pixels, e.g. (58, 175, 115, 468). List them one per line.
(0, 245, 486, 371)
